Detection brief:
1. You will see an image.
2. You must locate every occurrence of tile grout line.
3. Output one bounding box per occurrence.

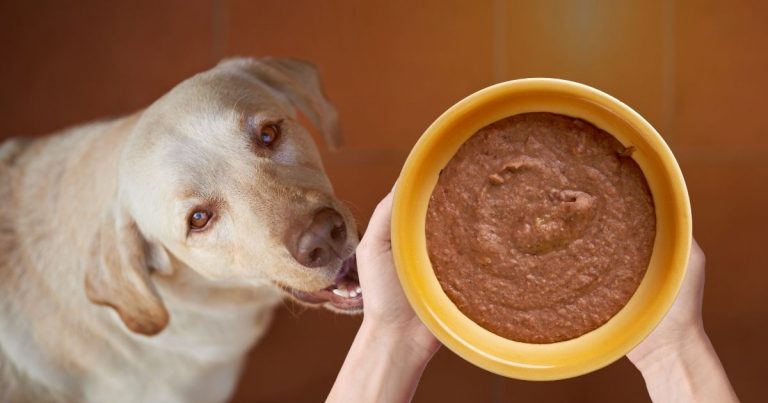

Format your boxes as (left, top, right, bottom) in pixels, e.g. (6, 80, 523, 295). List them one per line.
(662, 0, 677, 150)
(490, 375, 504, 403)
(492, 0, 508, 84)
(211, 0, 229, 63)
(491, 3, 507, 401)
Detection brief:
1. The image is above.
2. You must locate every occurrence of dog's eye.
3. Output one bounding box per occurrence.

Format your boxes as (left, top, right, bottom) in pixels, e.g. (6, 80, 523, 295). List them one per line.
(189, 210, 212, 230)
(258, 124, 280, 147)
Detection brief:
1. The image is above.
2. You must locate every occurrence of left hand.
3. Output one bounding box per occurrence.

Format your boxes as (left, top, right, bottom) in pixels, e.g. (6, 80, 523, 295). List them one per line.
(356, 191, 441, 358)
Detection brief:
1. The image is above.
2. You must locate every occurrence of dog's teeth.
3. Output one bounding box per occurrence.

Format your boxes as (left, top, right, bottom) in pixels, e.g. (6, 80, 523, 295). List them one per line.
(355, 286, 362, 294)
(332, 288, 350, 298)
(349, 290, 358, 298)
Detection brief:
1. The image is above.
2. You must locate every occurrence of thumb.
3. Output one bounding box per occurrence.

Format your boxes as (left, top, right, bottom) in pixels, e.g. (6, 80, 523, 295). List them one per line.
(360, 191, 394, 253)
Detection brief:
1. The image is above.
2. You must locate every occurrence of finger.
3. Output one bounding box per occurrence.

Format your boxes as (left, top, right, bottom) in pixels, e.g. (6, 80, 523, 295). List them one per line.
(360, 191, 394, 248)
(688, 238, 706, 304)
(689, 238, 705, 269)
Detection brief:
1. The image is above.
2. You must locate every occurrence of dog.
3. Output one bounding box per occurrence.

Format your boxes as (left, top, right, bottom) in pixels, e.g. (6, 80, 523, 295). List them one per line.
(0, 57, 363, 403)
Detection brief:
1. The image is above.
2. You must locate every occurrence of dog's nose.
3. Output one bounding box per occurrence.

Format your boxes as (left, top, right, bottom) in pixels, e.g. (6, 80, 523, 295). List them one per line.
(289, 208, 347, 268)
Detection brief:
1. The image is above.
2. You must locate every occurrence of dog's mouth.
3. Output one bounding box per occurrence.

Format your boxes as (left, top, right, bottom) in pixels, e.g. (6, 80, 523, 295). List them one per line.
(282, 255, 363, 313)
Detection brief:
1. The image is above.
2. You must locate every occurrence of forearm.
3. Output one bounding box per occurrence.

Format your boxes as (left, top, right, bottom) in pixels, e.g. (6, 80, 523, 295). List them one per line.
(632, 326, 738, 403)
(327, 320, 435, 403)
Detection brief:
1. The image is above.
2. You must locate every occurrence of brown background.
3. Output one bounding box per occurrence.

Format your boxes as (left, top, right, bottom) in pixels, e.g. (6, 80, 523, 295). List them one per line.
(1, 1, 765, 402)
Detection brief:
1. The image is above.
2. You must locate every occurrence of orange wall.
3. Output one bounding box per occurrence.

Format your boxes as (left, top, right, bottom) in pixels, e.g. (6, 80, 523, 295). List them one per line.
(1, 1, 765, 402)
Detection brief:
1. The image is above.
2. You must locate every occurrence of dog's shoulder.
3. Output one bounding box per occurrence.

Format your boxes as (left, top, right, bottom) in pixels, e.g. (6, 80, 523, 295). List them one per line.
(0, 139, 25, 266)
(0, 142, 72, 401)
(0, 140, 27, 399)
(0, 342, 69, 403)
(0, 136, 38, 162)
(0, 138, 28, 244)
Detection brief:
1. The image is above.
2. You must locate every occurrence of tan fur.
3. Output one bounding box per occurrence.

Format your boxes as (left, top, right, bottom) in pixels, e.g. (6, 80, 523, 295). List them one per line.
(0, 58, 357, 403)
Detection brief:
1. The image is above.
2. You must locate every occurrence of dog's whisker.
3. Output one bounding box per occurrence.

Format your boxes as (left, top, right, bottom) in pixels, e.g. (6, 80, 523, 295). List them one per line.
(282, 298, 304, 319)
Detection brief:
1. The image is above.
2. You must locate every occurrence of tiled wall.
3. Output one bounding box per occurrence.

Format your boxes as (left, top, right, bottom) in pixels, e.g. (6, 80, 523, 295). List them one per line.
(1, 1, 765, 402)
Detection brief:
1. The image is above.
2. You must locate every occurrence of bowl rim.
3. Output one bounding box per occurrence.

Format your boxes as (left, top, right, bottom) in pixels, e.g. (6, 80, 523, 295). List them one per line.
(391, 78, 692, 380)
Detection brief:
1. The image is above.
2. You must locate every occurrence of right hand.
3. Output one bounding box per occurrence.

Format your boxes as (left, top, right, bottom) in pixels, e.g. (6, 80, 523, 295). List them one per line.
(627, 239, 706, 366)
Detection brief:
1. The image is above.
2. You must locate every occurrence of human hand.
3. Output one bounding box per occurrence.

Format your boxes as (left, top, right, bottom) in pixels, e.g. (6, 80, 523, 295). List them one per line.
(327, 192, 441, 403)
(627, 239, 738, 402)
(627, 239, 706, 366)
(356, 191, 441, 359)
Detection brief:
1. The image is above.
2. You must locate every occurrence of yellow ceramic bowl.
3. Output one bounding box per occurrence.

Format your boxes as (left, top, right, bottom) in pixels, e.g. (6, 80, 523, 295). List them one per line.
(391, 78, 692, 380)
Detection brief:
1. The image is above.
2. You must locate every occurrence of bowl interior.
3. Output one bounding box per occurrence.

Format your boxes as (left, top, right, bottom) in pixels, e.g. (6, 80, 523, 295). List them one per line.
(391, 78, 692, 380)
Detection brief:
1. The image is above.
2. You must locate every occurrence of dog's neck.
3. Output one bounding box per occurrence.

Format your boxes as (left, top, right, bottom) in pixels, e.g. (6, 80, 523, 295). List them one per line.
(151, 261, 283, 358)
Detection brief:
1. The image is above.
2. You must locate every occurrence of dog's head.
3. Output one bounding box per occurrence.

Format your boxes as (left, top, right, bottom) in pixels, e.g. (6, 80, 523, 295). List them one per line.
(84, 58, 362, 335)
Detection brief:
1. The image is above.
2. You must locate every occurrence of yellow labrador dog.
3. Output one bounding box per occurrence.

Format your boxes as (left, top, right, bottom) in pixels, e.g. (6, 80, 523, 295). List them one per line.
(0, 58, 362, 403)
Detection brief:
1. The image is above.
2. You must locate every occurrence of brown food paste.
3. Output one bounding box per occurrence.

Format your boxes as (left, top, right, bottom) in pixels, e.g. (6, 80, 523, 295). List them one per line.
(426, 112, 656, 343)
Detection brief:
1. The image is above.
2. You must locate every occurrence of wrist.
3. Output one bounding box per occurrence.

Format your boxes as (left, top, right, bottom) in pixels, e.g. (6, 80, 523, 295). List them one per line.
(630, 325, 738, 402)
(630, 321, 707, 373)
(360, 317, 439, 366)
(326, 319, 435, 402)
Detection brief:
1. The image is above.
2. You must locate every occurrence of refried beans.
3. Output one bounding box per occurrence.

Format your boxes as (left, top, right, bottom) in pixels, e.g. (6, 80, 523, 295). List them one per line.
(426, 112, 656, 343)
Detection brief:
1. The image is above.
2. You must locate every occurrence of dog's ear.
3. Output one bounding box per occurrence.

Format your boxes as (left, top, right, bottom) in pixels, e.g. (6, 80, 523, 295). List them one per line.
(228, 57, 342, 150)
(84, 205, 169, 336)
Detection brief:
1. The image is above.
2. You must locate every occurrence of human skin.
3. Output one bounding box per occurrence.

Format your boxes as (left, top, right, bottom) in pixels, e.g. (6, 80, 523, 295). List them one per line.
(627, 240, 739, 402)
(326, 191, 440, 403)
(327, 192, 738, 403)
